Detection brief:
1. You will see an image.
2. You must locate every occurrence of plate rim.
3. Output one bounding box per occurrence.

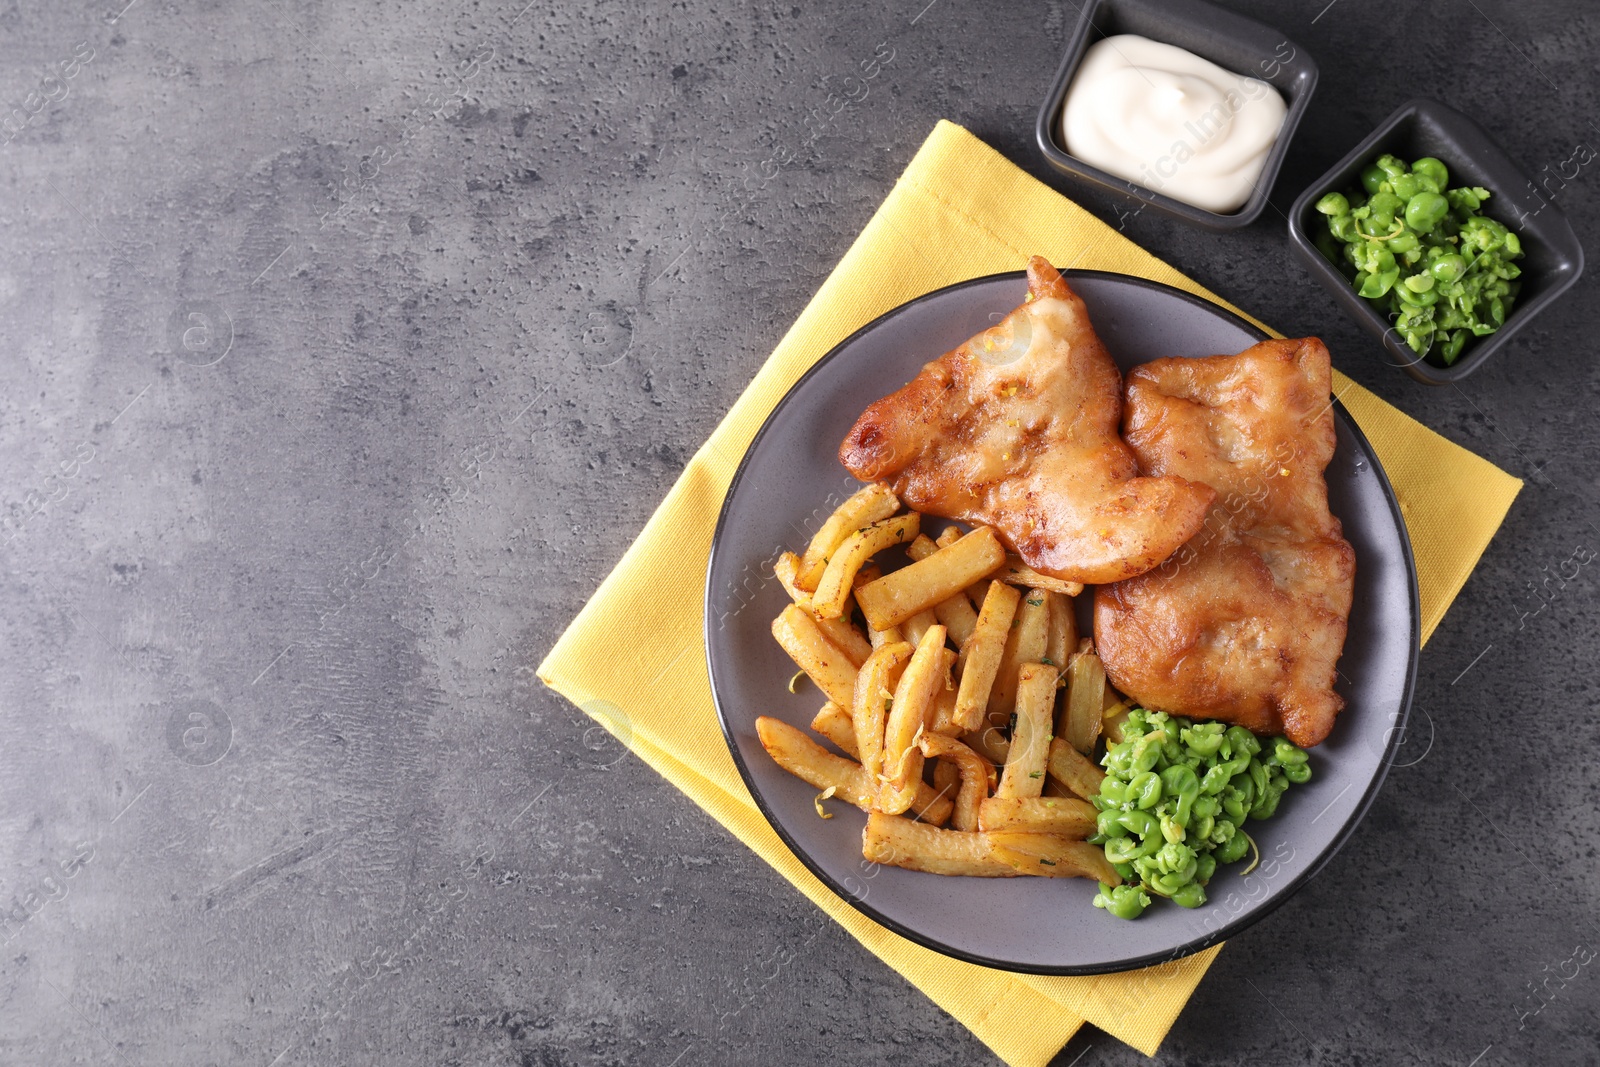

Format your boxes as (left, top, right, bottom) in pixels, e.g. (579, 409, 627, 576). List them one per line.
(703, 267, 1421, 975)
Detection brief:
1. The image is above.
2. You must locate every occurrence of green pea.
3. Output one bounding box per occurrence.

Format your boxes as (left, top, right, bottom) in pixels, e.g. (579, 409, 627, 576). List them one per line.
(1106, 833, 1160, 864)
(1181, 722, 1225, 757)
(1191, 794, 1219, 819)
(1390, 172, 1420, 201)
(1104, 747, 1134, 776)
(1149, 870, 1192, 897)
(1403, 272, 1436, 293)
(1215, 832, 1250, 865)
(1412, 156, 1449, 188)
(1156, 841, 1196, 872)
(1247, 757, 1270, 797)
(1368, 191, 1404, 222)
(1163, 764, 1200, 793)
(1329, 213, 1359, 241)
(1360, 164, 1387, 195)
(1430, 254, 1467, 284)
(1131, 734, 1164, 773)
(1098, 778, 1128, 806)
(1097, 808, 1129, 838)
(1222, 789, 1247, 823)
(1439, 330, 1468, 364)
(1129, 770, 1164, 809)
(1171, 883, 1207, 909)
(1160, 814, 1185, 844)
(1225, 727, 1261, 757)
(1200, 763, 1232, 796)
(1316, 191, 1349, 216)
(1194, 852, 1217, 885)
(1387, 230, 1420, 254)
(1117, 808, 1158, 839)
(1284, 761, 1312, 785)
(1399, 285, 1440, 308)
(1094, 883, 1150, 920)
(1255, 791, 1283, 821)
(1404, 191, 1449, 232)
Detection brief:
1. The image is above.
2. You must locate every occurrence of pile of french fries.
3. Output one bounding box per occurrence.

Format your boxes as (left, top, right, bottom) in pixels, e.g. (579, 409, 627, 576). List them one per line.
(759, 483, 1131, 884)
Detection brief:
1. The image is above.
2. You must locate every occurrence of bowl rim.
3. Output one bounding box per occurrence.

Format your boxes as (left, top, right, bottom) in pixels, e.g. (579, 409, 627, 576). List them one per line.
(703, 267, 1421, 975)
(1034, 0, 1319, 231)
(1286, 95, 1586, 385)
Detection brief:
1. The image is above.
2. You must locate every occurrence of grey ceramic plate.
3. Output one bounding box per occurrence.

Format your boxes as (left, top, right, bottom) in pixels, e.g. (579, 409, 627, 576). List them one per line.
(705, 270, 1419, 975)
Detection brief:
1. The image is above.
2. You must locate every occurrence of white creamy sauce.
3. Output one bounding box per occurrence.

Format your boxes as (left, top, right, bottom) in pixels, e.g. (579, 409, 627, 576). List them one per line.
(1061, 35, 1287, 214)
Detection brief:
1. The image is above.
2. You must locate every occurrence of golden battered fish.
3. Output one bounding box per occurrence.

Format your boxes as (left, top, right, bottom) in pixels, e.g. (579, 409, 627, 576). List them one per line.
(1093, 337, 1356, 748)
(839, 258, 1215, 585)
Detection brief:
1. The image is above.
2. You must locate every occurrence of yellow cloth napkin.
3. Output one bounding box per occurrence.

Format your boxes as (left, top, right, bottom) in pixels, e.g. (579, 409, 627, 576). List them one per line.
(538, 120, 1521, 1062)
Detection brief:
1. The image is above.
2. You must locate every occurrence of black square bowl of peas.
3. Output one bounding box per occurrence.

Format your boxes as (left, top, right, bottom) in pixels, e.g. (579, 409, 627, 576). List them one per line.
(1287, 98, 1584, 385)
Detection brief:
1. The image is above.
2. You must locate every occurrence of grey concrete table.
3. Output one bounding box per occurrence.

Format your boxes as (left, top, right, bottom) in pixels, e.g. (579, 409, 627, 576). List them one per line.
(0, 2, 1595, 1064)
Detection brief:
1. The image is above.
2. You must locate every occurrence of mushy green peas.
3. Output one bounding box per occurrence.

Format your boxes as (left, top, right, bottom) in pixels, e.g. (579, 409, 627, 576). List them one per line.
(1089, 709, 1311, 919)
(1314, 152, 1525, 366)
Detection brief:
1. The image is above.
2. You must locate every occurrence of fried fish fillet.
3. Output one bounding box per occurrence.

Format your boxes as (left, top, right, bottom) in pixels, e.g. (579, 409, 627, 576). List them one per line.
(838, 258, 1215, 585)
(1093, 337, 1356, 747)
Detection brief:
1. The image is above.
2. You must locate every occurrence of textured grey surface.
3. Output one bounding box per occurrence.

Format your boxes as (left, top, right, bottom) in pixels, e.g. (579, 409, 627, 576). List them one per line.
(0, 2, 1595, 1065)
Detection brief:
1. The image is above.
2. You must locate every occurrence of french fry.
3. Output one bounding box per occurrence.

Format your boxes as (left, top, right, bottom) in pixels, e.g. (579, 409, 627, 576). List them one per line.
(854, 565, 904, 649)
(811, 701, 859, 758)
(934, 525, 964, 550)
(953, 580, 1021, 732)
(869, 624, 905, 650)
(1044, 590, 1077, 673)
(772, 605, 860, 708)
(987, 588, 1049, 722)
(756, 717, 952, 826)
(851, 641, 912, 787)
(1061, 650, 1105, 756)
(796, 482, 899, 591)
(987, 832, 1121, 883)
(1041, 776, 1074, 798)
(862, 813, 1019, 877)
(919, 734, 993, 832)
(774, 550, 815, 611)
(812, 513, 921, 619)
(879, 625, 947, 815)
(995, 556, 1085, 597)
(902, 608, 941, 650)
(1047, 737, 1108, 801)
(996, 663, 1055, 798)
(932, 754, 960, 798)
(931, 590, 981, 649)
(964, 724, 1010, 768)
(816, 617, 872, 668)
(927, 649, 962, 737)
(977, 796, 1097, 837)
(906, 536, 981, 646)
(775, 551, 873, 667)
(856, 527, 1005, 631)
